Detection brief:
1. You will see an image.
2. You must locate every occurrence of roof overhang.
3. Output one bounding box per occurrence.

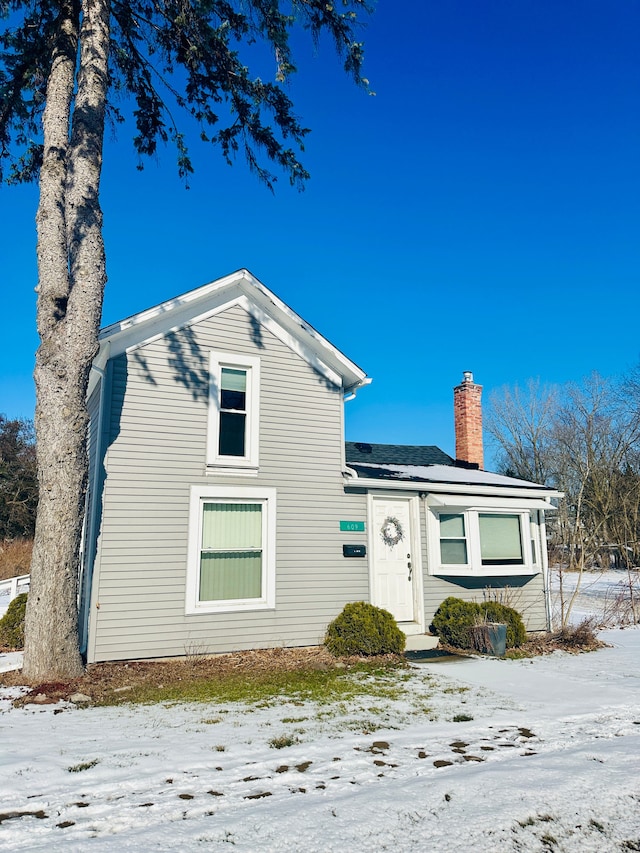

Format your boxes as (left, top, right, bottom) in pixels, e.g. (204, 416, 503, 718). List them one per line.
(92, 269, 369, 394)
(343, 474, 561, 503)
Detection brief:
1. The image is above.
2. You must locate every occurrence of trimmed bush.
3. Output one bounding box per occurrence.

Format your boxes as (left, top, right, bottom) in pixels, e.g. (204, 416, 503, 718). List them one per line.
(480, 601, 526, 648)
(430, 597, 480, 649)
(324, 601, 406, 657)
(430, 596, 527, 650)
(0, 592, 27, 649)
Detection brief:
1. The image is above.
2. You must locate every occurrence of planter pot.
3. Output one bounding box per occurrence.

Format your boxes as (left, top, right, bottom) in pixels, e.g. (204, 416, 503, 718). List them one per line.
(469, 622, 507, 657)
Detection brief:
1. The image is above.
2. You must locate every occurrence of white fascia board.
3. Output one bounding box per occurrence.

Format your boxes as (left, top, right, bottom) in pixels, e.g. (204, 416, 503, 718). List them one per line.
(243, 299, 341, 388)
(99, 269, 247, 343)
(240, 276, 368, 391)
(343, 475, 559, 502)
(103, 293, 246, 358)
(97, 268, 370, 391)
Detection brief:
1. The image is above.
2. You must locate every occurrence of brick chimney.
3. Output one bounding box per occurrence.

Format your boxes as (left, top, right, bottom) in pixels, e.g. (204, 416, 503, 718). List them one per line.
(454, 371, 483, 470)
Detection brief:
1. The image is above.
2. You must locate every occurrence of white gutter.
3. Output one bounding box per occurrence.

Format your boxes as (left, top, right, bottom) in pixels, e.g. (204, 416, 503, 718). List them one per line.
(343, 474, 560, 502)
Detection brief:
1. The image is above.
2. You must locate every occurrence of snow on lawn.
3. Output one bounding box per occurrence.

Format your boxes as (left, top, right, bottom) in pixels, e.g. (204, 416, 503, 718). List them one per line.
(550, 568, 640, 627)
(1, 582, 640, 851)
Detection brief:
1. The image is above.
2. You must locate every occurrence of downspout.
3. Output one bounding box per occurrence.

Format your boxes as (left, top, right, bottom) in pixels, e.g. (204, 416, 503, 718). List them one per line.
(539, 508, 553, 631)
(79, 347, 109, 657)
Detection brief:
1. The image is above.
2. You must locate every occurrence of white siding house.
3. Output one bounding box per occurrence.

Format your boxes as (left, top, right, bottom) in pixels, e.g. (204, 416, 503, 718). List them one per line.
(80, 270, 557, 662)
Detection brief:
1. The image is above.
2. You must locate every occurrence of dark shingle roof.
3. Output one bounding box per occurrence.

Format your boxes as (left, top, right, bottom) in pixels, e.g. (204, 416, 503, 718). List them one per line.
(345, 442, 454, 467)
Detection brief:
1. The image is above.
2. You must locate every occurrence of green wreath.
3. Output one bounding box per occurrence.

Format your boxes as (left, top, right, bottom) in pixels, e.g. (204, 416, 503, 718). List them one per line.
(380, 516, 404, 547)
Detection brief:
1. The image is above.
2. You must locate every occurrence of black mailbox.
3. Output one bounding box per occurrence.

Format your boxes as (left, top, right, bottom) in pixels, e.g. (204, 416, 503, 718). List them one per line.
(343, 544, 366, 558)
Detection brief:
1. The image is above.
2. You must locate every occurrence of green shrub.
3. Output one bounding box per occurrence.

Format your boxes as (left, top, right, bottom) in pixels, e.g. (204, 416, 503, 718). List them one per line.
(0, 592, 27, 649)
(430, 597, 480, 648)
(430, 596, 527, 650)
(479, 601, 527, 648)
(324, 601, 406, 657)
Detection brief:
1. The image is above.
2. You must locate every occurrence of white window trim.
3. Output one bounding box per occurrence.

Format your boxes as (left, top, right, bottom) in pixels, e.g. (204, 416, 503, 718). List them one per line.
(207, 351, 260, 470)
(426, 499, 539, 577)
(186, 485, 276, 614)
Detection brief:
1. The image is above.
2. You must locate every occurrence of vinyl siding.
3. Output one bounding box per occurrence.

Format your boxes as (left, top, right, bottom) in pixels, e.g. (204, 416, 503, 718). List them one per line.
(89, 304, 369, 661)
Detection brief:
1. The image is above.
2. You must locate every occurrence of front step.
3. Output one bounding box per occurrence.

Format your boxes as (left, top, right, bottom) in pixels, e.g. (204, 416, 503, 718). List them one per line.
(404, 633, 439, 652)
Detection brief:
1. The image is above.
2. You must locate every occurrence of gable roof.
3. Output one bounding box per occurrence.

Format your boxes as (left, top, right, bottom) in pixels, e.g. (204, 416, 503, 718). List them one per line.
(94, 269, 370, 393)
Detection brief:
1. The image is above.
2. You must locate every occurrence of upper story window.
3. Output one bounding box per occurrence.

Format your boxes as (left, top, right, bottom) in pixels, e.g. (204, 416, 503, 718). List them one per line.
(429, 502, 540, 577)
(207, 352, 260, 470)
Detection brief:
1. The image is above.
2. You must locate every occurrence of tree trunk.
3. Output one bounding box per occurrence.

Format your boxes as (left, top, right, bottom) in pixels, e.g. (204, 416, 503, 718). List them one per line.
(23, 0, 110, 682)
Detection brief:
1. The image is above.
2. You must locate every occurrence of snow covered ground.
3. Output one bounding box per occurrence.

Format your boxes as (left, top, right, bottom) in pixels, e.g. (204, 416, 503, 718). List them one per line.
(1, 575, 639, 852)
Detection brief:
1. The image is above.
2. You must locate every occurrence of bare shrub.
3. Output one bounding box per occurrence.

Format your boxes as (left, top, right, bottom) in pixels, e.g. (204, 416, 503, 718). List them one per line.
(554, 617, 600, 650)
(483, 585, 520, 609)
(0, 538, 32, 581)
(600, 572, 640, 626)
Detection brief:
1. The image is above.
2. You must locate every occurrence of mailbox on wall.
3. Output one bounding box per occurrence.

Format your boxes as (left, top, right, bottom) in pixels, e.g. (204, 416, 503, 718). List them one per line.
(342, 544, 366, 558)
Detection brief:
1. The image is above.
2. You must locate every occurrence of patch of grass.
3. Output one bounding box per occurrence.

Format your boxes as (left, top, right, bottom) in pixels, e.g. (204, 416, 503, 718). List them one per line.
(281, 716, 307, 724)
(93, 660, 407, 708)
(67, 759, 99, 773)
(452, 713, 474, 722)
(269, 734, 298, 749)
(504, 648, 530, 659)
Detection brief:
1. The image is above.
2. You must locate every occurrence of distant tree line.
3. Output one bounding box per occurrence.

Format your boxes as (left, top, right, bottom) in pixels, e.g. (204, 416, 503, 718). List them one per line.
(0, 415, 38, 540)
(486, 371, 640, 576)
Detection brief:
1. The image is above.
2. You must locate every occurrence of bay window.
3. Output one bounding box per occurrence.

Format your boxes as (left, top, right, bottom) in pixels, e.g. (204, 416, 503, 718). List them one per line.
(429, 499, 543, 576)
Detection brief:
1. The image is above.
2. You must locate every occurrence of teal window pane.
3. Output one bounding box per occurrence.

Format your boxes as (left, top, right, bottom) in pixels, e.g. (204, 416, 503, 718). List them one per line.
(440, 513, 465, 537)
(221, 368, 247, 393)
(220, 367, 246, 412)
(202, 503, 262, 549)
(479, 514, 523, 565)
(440, 539, 468, 564)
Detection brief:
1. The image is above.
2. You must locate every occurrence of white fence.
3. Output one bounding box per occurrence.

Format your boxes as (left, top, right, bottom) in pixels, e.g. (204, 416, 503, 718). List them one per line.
(0, 574, 30, 605)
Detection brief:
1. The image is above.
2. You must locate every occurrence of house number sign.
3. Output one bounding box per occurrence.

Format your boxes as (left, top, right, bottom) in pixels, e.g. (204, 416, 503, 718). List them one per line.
(339, 520, 365, 532)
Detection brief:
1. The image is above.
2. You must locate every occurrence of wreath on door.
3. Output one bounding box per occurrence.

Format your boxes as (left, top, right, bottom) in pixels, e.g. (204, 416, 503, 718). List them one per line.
(380, 515, 405, 547)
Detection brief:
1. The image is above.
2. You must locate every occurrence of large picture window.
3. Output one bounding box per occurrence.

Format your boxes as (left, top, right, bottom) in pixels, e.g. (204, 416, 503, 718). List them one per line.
(478, 513, 524, 566)
(208, 352, 260, 469)
(186, 486, 276, 613)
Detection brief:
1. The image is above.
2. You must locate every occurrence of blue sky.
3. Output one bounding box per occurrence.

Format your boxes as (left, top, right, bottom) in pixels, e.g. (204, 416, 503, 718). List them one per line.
(2, 1, 639, 463)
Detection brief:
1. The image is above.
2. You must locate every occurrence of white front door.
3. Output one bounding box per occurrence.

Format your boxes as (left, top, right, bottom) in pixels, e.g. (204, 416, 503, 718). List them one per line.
(371, 497, 415, 623)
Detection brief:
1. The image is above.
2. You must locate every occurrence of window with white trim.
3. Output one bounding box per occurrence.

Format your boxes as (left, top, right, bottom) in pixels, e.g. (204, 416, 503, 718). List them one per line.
(429, 503, 540, 576)
(207, 352, 260, 469)
(186, 486, 276, 613)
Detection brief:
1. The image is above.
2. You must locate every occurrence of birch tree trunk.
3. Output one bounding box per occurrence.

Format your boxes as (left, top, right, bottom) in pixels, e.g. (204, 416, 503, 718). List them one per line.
(23, 0, 110, 681)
